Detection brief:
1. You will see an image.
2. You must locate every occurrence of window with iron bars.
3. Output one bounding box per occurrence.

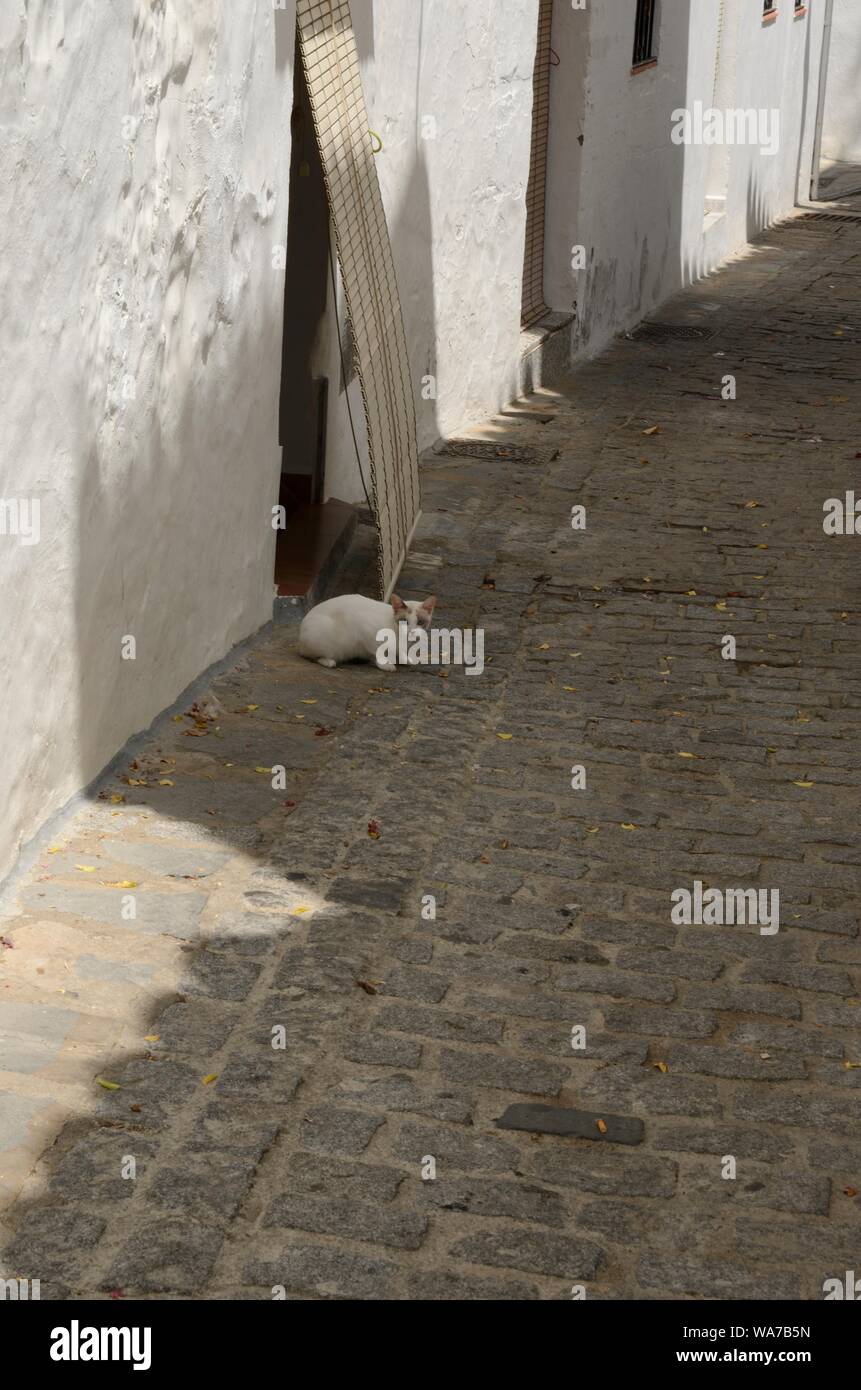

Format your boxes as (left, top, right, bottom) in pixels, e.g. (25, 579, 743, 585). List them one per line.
(632, 0, 658, 68)
(763, 2, 776, 13)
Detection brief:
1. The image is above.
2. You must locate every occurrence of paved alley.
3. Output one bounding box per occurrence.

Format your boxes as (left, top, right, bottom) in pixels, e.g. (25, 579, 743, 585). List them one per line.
(2, 207, 860, 1300)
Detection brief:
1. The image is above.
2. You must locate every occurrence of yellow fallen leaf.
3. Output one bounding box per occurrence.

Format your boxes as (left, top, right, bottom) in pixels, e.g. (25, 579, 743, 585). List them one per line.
(536, 643, 550, 651)
(843, 1061, 861, 1070)
(101, 880, 138, 889)
(715, 601, 727, 611)
(202, 1073, 218, 1085)
(290, 905, 310, 915)
(171, 714, 184, 722)
(158, 779, 174, 787)
(596, 1118, 608, 1133)
(620, 823, 636, 831)
(677, 751, 696, 759)
(76, 865, 97, 873)
(96, 1078, 121, 1090)
(496, 733, 513, 741)
(744, 500, 759, 508)
(143, 1035, 160, 1043)
(562, 686, 578, 692)
(792, 780, 814, 788)
(109, 794, 125, 804)
(245, 704, 259, 711)
(587, 826, 600, 833)
(47, 846, 62, 854)
(643, 424, 660, 436)
(686, 590, 697, 596)
(653, 1061, 669, 1073)
(756, 543, 768, 549)
(301, 699, 317, 705)
(569, 652, 581, 657)
(254, 766, 271, 773)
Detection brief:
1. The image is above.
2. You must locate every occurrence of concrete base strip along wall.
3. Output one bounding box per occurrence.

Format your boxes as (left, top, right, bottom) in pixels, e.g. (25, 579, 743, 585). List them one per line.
(296, 0, 421, 599)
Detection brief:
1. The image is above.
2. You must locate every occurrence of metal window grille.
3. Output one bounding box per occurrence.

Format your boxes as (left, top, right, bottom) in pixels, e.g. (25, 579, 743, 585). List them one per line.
(794, 0, 804, 9)
(632, 0, 657, 66)
(763, 1, 776, 13)
(295, 0, 420, 600)
(521, 0, 553, 328)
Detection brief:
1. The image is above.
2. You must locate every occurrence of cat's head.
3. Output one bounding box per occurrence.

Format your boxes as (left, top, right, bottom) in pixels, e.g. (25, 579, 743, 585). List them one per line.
(391, 594, 437, 630)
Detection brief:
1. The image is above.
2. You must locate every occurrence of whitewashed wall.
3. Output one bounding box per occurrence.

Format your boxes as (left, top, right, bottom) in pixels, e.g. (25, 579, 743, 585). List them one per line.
(545, 0, 829, 358)
(0, 0, 295, 883)
(821, 0, 861, 164)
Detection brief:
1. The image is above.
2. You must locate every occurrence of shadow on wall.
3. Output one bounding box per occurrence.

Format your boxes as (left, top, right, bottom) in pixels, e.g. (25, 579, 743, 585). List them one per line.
(573, 2, 693, 355)
(388, 145, 439, 455)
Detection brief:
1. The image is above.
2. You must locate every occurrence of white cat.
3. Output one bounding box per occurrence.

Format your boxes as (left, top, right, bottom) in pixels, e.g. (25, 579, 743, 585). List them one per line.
(297, 593, 437, 671)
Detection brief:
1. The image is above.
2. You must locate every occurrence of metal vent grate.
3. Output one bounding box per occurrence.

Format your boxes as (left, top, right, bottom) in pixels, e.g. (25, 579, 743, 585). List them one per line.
(296, 0, 420, 600)
(632, 322, 715, 341)
(521, 0, 554, 329)
(435, 440, 557, 464)
(792, 211, 861, 225)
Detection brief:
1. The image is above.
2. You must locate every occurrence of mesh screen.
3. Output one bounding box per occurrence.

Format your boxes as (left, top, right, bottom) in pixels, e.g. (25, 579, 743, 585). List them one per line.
(296, 0, 421, 598)
(521, 0, 553, 328)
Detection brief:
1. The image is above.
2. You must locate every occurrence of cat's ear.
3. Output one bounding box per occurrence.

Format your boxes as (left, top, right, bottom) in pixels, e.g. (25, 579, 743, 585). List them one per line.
(420, 595, 437, 617)
(391, 593, 407, 613)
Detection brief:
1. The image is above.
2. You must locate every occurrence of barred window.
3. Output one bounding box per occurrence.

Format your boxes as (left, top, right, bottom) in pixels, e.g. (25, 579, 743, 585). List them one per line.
(632, 0, 658, 68)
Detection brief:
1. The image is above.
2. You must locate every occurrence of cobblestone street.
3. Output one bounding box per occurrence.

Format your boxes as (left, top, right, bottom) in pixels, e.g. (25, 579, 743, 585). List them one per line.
(2, 207, 860, 1300)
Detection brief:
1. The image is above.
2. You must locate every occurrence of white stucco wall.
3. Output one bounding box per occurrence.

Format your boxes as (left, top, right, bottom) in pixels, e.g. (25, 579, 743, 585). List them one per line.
(545, 0, 828, 358)
(821, 0, 861, 164)
(0, 0, 295, 883)
(322, 0, 539, 504)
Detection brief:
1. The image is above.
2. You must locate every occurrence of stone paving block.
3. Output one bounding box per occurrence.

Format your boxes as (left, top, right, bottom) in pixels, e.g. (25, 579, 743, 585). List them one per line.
(420, 1177, 568, 1227)
(406, 1269, 539, 1300)
(299, 1105, 386, 1156)
(281, 1153, 406, 1203)
(449, 1228, 603, 1280)
(20, 883, 206, 939)
(106, 1217, 224, 1293)
(0, 1002, 82, 1074)
(264, 1194, 427, 1249)
(245, 1243, 397, 1300)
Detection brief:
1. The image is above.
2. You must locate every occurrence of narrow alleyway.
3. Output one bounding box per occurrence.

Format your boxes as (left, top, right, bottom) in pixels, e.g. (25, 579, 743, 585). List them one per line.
(2, 207, 859, 1300)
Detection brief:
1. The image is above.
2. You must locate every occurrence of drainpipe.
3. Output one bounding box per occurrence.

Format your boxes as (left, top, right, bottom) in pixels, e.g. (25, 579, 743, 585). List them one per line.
(810, 0, 835, 201)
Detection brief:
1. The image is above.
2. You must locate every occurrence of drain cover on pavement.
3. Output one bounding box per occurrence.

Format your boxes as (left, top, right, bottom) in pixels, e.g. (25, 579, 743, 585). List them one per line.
(434, 439, 559, 463)
(631, 322, 715, 341)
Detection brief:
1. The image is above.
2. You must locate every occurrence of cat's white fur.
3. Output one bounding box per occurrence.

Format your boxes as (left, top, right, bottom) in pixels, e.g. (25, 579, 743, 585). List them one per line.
(297, 593, 437, 671)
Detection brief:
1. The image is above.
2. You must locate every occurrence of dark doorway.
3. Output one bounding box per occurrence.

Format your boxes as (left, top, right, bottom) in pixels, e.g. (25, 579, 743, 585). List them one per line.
(273, 37, 358, 610)
(279, 46, 330, 518)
